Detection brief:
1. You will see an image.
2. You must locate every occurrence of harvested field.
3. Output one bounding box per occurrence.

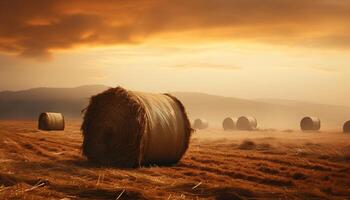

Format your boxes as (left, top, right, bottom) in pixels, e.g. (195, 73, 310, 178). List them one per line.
(0, 120, 349, 199)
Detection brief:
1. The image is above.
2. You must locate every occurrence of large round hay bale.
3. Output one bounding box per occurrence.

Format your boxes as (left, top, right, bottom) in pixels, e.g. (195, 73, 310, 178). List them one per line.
(193, 119, 209, 130)
(343, 121, 350, 133)
(38, 112, 65, 131)
(223, 117, 238, 130)
(237, 116, 257, 130)
(300, 116, 321, 131)
(81, 87, 193, 167)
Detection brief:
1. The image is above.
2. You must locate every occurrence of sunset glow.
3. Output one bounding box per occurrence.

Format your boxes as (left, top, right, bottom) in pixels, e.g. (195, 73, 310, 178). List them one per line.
(0, 0, 349, 105)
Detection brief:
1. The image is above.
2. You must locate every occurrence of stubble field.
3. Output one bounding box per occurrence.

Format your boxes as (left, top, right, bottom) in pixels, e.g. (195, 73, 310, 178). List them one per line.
(0, 120, 349, 200)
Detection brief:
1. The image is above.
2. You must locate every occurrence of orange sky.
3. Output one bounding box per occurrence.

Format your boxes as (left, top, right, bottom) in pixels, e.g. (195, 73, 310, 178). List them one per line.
(0, 0, 349, 106)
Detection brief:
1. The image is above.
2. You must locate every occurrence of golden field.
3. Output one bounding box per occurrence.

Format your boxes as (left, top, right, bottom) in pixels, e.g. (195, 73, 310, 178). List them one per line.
(0, 120, 349, 200)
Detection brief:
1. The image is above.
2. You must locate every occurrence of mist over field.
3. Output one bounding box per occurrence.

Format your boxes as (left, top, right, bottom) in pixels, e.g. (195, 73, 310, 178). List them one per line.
(0, 85, 349, 130)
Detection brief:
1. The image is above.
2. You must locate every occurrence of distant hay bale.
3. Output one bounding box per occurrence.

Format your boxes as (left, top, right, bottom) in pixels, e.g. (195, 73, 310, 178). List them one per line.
(193, 119, 209, 130)
(38, 112, 65, 131)
(222, 117, 238, 130)
(81, 87, 193, 167)
(237, 116, 257, 130)
(343, 121, 350, 133)
(300, 116, 321, 131)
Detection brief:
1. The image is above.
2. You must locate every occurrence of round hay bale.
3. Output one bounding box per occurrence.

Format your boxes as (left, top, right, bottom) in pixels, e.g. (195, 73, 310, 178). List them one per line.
(223, 117, 238, 130)
(81, 87, 193, 167)
(343, 121, 350, 133)
(237, 116, 257, 130)
(193, 119, 209, 130)
(38, 112, 65, 131)
(300, 116, 321, 131)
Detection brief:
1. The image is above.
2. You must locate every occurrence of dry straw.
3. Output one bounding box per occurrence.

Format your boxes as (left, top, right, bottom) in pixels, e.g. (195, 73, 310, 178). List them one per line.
(193, 119, 209, 130)
(343, 121, 350, 133)
(38, 112, 65, 131)
(237, 116, 257, 130)
(222, 117, 238, 130)
(81, 87, 193, 167)
(300, 116, 321, 131)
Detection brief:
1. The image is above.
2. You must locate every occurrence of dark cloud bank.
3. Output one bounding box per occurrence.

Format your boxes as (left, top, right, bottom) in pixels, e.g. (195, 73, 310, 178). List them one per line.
(0, 0, 349, 57)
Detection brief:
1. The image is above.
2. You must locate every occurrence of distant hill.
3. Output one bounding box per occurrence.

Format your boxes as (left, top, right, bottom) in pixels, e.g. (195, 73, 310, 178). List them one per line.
(0, 85, 349, 130)
(0, 85, 108, 119)
(172, 93, 350, 130)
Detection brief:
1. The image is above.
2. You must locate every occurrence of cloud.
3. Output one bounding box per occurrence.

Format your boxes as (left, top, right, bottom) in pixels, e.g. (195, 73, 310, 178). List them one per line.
(310, 66, 337, 73)
(173, 63, 240, 71)
(277, 65, 337, 73)
(0, 0, 349, 57)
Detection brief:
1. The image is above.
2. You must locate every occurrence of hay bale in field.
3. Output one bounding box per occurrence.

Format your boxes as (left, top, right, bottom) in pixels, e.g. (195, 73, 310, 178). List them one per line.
(300, 116, 321, 131)
(223, 117, 238, 130)
(193, 119, 209, 130)
(38, 112, 65, 131)
(237, 116, 257, 130)
(343, 121, 350, 133)
(81, 87, 193, 167)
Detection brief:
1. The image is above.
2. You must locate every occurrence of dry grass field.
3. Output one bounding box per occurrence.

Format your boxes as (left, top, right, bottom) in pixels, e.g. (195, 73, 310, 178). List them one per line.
(0, 120, 349, 200)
